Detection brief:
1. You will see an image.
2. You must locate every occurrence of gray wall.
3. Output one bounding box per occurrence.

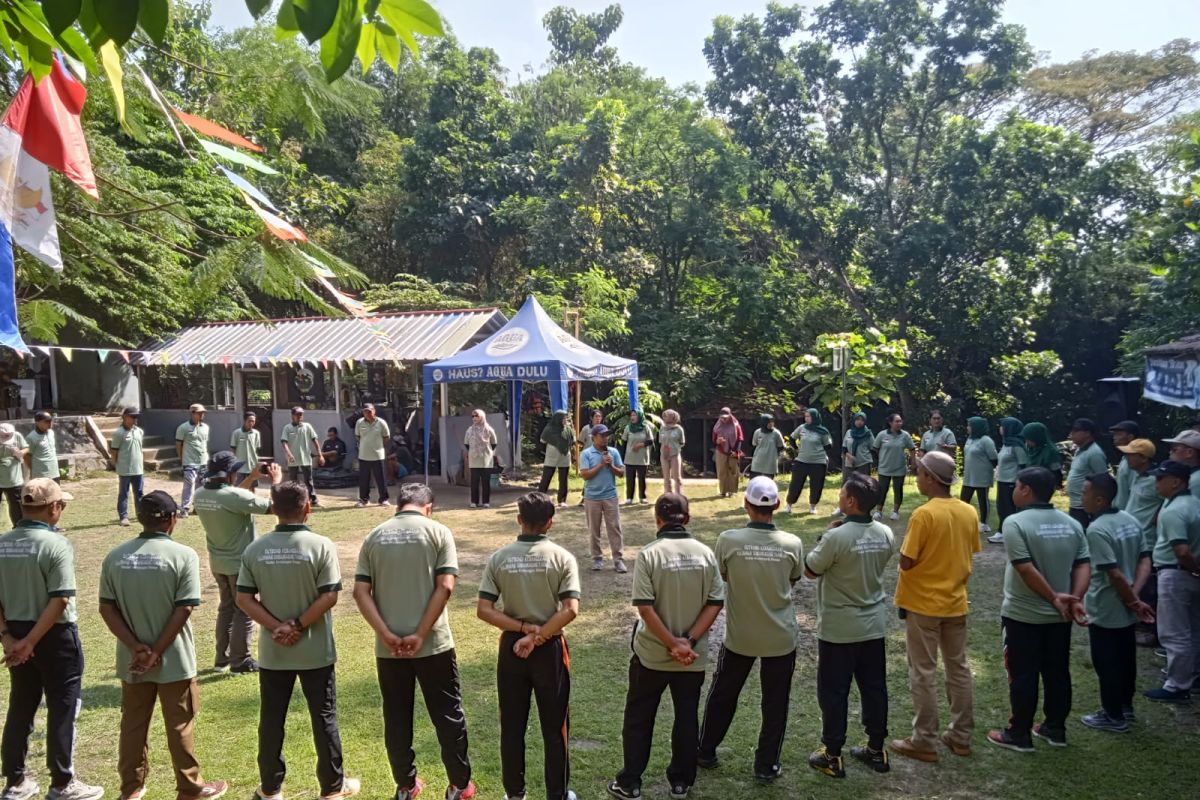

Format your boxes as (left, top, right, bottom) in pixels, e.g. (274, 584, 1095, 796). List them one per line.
(55, 356, 138, 412)
(140, 409, 241, 458)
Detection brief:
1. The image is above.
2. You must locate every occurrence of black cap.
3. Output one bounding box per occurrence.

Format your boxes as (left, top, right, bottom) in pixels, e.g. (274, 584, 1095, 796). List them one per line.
(138, 490, 178, 520)
(122, 406, 140, 417)
(206, 450, 244, 478)
(1109, 420, 1140, 435)
(1150, 460, 1194, 481)
(1071, 418, 1099, 435)
(327, 427, 338, 434)
(33, 410, 52, 422)
(291, 406, 305, 415)
(654, 492, 689, 524)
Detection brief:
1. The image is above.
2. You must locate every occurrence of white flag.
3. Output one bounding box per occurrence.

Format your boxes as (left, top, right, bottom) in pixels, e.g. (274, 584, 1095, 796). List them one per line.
(11, 153, 60, 270)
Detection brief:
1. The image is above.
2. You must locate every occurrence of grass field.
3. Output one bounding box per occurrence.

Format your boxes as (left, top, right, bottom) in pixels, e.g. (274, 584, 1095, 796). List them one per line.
(2, 472, 1197, 800)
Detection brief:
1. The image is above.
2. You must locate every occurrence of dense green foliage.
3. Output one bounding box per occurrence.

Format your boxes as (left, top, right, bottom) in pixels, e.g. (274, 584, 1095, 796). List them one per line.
(10, 1, 1200, 427)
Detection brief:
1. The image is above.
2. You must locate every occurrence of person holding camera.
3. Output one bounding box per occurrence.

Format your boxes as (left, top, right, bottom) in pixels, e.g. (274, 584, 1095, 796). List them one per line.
(193, 451, 283, 674)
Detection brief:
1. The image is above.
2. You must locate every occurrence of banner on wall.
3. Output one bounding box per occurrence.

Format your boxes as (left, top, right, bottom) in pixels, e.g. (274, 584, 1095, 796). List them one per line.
(1144, 356, 1200, 409)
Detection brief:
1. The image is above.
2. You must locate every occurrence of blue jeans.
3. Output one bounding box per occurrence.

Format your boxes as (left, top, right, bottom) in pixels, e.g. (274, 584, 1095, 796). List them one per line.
(117, 475, 144, 521)
(180, 466, 202, 511)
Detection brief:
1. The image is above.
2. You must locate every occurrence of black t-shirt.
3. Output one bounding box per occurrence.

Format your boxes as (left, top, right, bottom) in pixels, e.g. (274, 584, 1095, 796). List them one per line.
(391, 441, 415, 472)
(322, 437, 347, 467)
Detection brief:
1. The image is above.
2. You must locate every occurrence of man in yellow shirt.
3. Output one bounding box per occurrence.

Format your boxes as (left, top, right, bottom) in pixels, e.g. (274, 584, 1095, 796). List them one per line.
(891, 451, 981, 762)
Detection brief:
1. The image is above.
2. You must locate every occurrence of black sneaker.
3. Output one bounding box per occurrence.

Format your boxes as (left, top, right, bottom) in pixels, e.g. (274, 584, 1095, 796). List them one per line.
(986, 729, 1034, 753)
(231, 659, 260, 674)
(753, 764, 781, 784)
(1122, 705, 1136, 722)
(808, 748, 845, 779)
(850, 744, 890, 773)
(605, 781, 639, 800)
(1032, 724, 1067, 747)
(696, 753, 719, 770)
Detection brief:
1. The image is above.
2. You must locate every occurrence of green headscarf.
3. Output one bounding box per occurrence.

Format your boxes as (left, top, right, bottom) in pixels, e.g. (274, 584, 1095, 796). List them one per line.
(967, 416, 989, 440)
(802, 407, 830, 437)
(1001, 417, 1025, 448)
(540, 410, 574, 451)
(849, 411, 873, 441)
(1021, 422, 1061, 469)
(628, 409, 646, 434)
(759, 413, 775, 433)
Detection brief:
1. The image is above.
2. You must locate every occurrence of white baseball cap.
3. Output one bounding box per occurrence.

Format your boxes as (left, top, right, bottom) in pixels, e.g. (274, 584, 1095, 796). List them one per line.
(744, 475, 779, 506)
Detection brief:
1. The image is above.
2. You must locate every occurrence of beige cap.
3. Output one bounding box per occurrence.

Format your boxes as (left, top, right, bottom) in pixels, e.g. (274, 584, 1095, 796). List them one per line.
(917, 451, 958, 485)
(21, 478, 73, 506)
(189, 403, 207, 413)
(1118, 439, 1156, 458)
(1163, 430, 1200, 450)
(0, 423, 13, 441)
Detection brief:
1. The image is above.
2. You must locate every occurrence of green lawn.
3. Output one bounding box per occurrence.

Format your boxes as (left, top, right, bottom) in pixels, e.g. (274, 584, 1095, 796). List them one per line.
(3, 474, 1197, 800)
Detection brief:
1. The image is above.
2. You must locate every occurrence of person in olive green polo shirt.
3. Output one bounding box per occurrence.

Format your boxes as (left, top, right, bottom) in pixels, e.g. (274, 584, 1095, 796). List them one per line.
(355, 403, 391, 507)
(109, 406, 145, 527)
(477, 492, 580, 800)
(0, 479, 103, 800)
(353, 484, 474, 800)
(987, 467, 1090, 753)
(230, 412, 262, 490)
(236, 483, 359, 800)
(0, 423, 28, 527)
(607, 493, 724, 800)
(98, 490, 227, 800)
(24, 411, 58, 481)
(282, 407, 324, 507)
(804, 473, 897, 779)
(698, 476, 803, 784)
(175, 404, 210, 516)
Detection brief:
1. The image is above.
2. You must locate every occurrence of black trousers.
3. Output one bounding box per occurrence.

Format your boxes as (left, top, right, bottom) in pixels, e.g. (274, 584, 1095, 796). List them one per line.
(816, 638, 888, 755)
(257, 665, 345, 796)
(841, 463, 871, 482)
(497, 632, 571, 800)
(878, 475, 905, 511)
(626, 465, 648, 501)
(470, 468, 491, 505)
(358, 459, 389, 503)
(377, 651, 470, 791)
(1069, 506, 1091, 529)
(787, 462, 827, 506)
(1, 622, 83, 788)
(996, 481, 1017, 526)
(615, 656, 704, 792)
(1001, 616, 1072, 742)
(0, 485, 20, 526)
(698, 646, 796, 774)
(538, 467, 569, 504)
(960, 485, 990, 526)
(1088, 624, 1136, 720)
(288, 465, 316, 504)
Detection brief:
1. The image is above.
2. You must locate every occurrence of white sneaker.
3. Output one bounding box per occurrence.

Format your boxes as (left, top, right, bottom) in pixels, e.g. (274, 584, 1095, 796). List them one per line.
(319, 777, 360, 800)
(377, 500, 391, 507)
(558, 503, 568, 509)
(483, 503, 491, 509)
(889, 510, 900, 521)
(871, 510, 882, 520)
(468, 503, 477, 509)
(46, 780, 104, 800)
(1, 778, 39, 800)
(832, 508, 844, 518)
(809, 505, 819, 515)
(253, 788, 281, 800)
(980, 523, 991, 533)
(623, 499, 634, 506)
(354, 500, 367, 508)
(785, 504, 793, 514)
(988, 531, 1005, 544)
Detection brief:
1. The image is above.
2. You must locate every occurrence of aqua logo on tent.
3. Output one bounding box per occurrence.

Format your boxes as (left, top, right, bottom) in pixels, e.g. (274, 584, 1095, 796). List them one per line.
(553, 331, 587, 352)
(486, 328, 530, 356)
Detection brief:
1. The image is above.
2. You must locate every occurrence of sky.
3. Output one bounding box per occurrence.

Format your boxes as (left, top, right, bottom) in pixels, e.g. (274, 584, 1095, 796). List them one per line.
(210, 0, 1200, 86)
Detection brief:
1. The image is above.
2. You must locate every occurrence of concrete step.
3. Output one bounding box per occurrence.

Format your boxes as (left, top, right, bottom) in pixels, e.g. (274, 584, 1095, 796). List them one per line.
(144, 444, 177, 461)
(153, 457, 181, 472)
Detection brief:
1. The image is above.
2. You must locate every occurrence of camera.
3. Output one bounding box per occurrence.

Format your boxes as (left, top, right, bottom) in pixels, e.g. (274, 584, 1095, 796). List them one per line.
(259, 463, 270, 475)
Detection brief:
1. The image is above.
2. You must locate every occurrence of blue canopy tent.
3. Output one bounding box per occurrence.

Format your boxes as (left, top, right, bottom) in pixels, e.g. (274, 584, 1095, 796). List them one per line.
(422, 295, 639, 480)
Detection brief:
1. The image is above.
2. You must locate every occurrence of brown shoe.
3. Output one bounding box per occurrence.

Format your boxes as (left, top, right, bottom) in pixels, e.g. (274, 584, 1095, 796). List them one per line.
(180, 782, 228, 800)
(940, 731, 971, 757)
(890, 738, 938, 763)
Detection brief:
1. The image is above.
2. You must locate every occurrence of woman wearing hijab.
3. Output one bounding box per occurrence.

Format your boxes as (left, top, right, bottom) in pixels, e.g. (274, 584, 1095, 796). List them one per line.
(873, 412, 916, 520)
(658, 409, 686, 495)
(624, 409, 655, 504)
(750, 414, 786, 478)
(539, 410, 574, 507)
(712, 407, 744, 497)
(1021, 421, 1063, 485)
(961, 416, 999, 533)
(463, 408, 498, 508)
(991, 417, 1029, 542)
(786, 408, 834, 514)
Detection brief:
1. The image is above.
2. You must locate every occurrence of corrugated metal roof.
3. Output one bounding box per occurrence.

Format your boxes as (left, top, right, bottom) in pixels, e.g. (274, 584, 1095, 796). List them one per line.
(141, 308, 508, 364)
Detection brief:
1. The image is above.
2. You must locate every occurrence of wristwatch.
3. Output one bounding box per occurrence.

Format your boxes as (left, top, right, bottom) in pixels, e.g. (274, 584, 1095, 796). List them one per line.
(686, 635, 698, 649)
(291, 618, 305, 632)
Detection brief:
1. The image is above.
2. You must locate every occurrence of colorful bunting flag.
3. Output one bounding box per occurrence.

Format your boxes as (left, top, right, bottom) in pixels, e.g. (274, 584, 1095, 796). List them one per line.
(241, 193, 307, 242)
(118, 350, 130, 363)
(3, 58, 97, 198)
(219, 166, 279, 212)
(60, 347, 72, 362)
(172, 107, 264, 152)
(199, 139, 278, 175)
(96, 349, 109, 362)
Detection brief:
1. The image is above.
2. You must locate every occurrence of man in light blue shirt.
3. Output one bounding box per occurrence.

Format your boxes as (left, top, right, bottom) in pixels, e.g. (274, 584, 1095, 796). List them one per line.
(579, 424, 626, 573)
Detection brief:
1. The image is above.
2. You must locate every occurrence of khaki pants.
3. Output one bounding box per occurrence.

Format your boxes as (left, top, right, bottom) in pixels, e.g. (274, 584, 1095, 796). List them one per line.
(662, 455, 683, 495)
(715, 451, 740, 496)
(904, 611, 973, 751)
(585, 497, 624, 561)
(119, 679, 205, 798)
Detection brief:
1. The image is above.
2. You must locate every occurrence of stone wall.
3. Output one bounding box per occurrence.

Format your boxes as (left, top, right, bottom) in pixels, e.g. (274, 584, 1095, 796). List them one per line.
(9, 415, 109, 476)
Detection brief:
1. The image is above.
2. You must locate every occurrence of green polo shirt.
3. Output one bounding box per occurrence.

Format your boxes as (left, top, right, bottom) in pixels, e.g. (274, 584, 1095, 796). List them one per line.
(1122, 472, 1161, 551)
(99, 533, 201, 684)
(624, 425, 655, 466)
(111, 425, 144, 477)
(1001, 504, 1090, 624)
(355, 417, 390, 462)
(238, 524, 341, 670)
(25, 428, 58, 479)
(230, 427, 261, 474)
(1115, 458, 1133, 508)
(543, 441, 572, 469)
(750, 428, 786, 475)
(997, 444, 1029, 484)
(873, 430, 915, 477)
(194, 482, 271, 576)
(282, 422, 320, 468)
(1084, 509, 1148, 629)
(1153, 491, 1200, 568)
(792, 426, 833, 465)
(805, 516, 897, 643)
(714, 522, 804, 657)
(962, 436, 998, 488)
(355, 511, 459, 659)
(843, 431, 873, 467)
(1190, 468, 1200, 500)
(1067, 441, 1108, 509)
(174, 421, 209, 468)
(0, 520, 75, 623)
(920, 428, 957, 453)
(478, 534, 581, 625)
(0, 432, 27, 488)
(631, 526, 724, 672)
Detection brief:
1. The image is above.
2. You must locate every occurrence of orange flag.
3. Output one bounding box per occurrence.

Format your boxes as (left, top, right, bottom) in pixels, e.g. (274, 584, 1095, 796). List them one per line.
(171, 107, 264, 153)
